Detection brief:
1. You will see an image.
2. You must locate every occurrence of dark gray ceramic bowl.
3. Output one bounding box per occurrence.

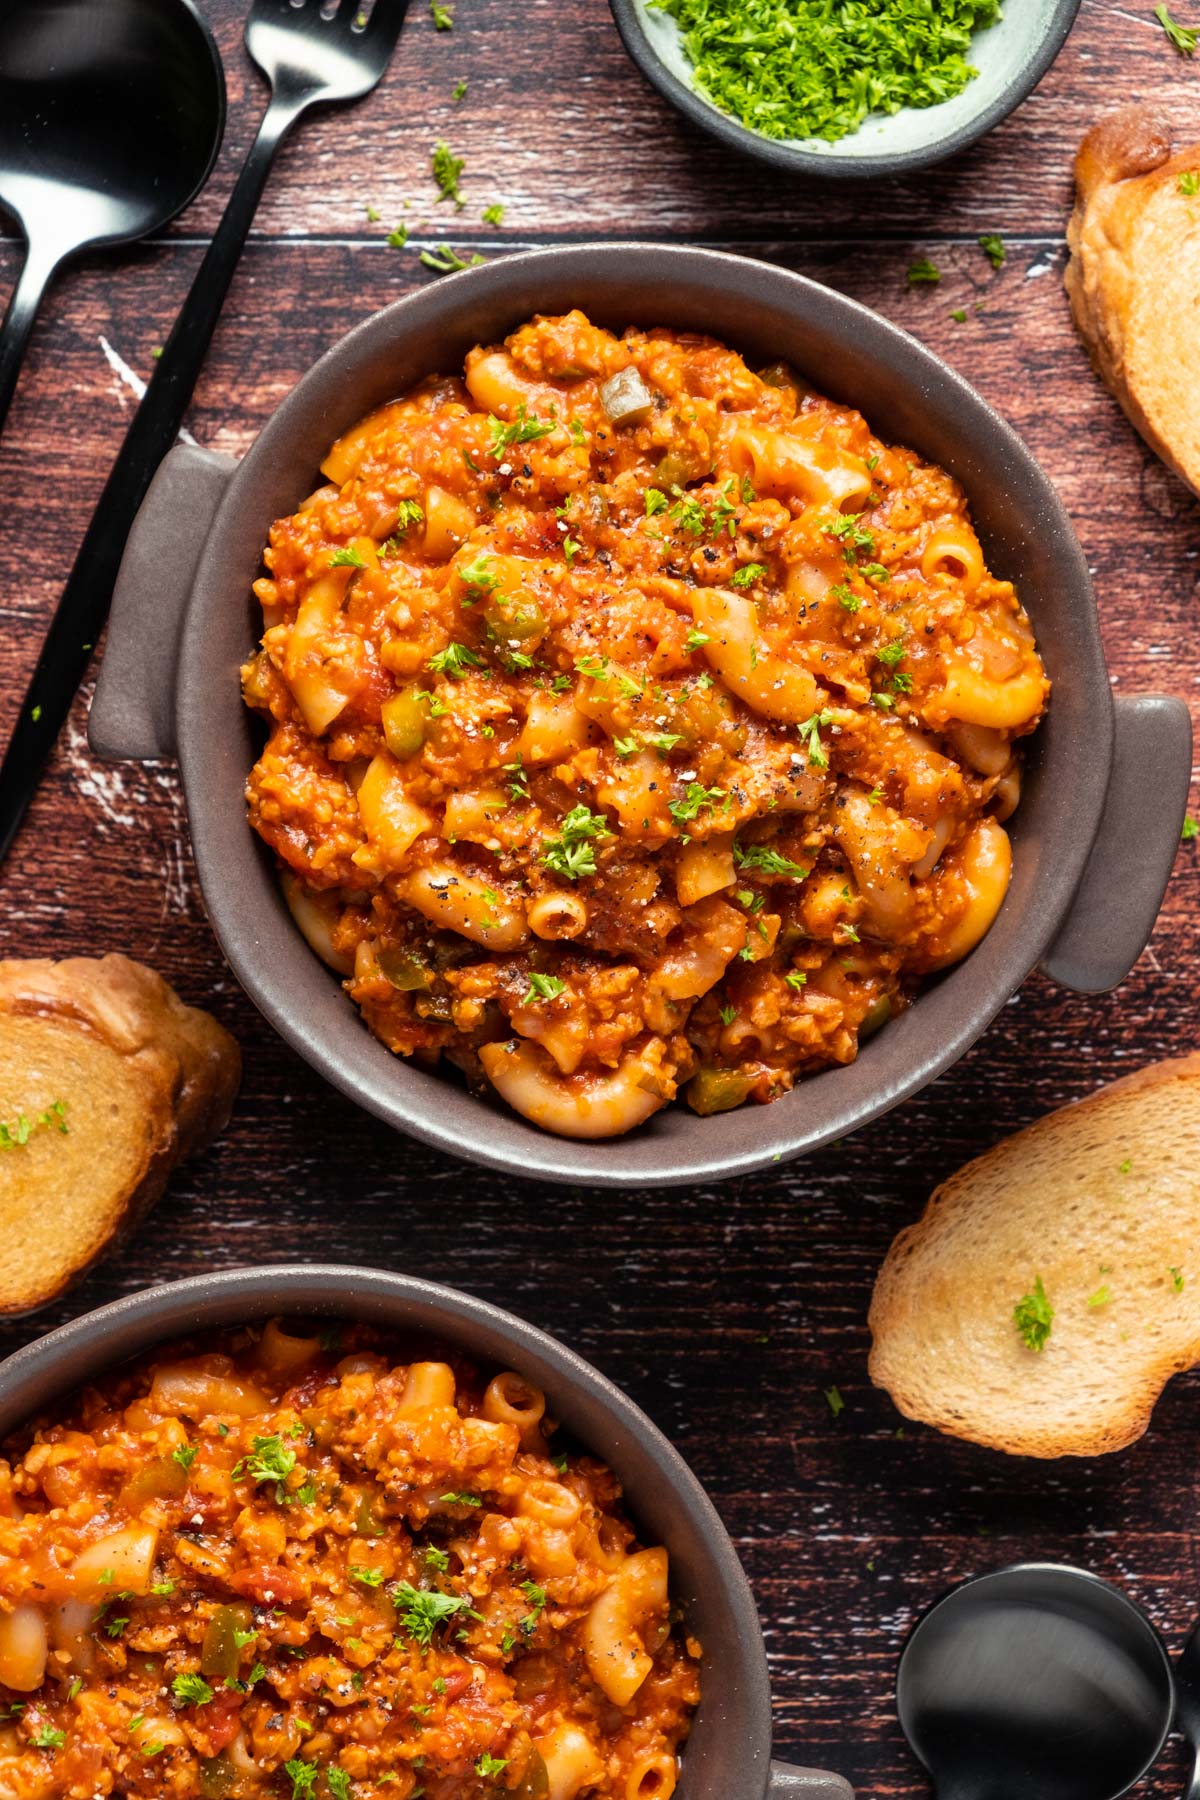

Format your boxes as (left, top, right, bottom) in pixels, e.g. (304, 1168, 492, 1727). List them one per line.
(609, 0, 1081, 178)
(89, 244, 1191, 1188)
(0, 1263, 852, 1800)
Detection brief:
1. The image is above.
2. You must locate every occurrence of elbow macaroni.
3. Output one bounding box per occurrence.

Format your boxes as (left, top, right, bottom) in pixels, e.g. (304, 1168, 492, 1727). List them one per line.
(0, 1324, 698, 1799)
(244, 310, 1047, 1138)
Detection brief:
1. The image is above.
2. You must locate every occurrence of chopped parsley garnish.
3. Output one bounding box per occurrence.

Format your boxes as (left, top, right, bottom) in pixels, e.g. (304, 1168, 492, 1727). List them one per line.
(432, 140, 465, 207)
(831, 582, 861, 613)
(104, 1616, 130, 1638)
(824, 1385, 845, 1419)
(730, 562, 767, 588)
(386, 223, 409, 249)
(327, 1770, 353, 1800)
(452, 77, 468, 99)
(860, 562, 890, 583)
(230, 1434, 312, 1506)
(644, 488, 668, 517)
(172, 1444, 198, 1470)
(1172, 1266, 1186, 1292)
(907, 257, 941, 286)
(285, 1759, 320, 1800)
(613, 735, 638, 758)
(784, 971, 808, 989)
(428, 642, 483, 679)
(651, 0, 998, 142)
(684, 627, 710, 651)
(424, 1546, 450, 1573)
(518, 1580, 547, 1632)
(575, 653, 610, 680)
(330, 546, 367, 569)
(951, 308, 967, 323)
(488, 405, 554, 454)
(1182, 814, 1198, 841)
(877, 638, 906, 666)
(385, 500, 425, 545)
(667, 782, 725, 827)
(978, 233, 1006, 268)
(797, 709, 834, 769)
(440, 1490, 482, 1507)
(669, 493, 708, 537)
(459, 552, 499, 595)
(476, 1754, 508, 1779)
(350, 1567, 386, 1588)
(430, 0, 453, 24)
(522, 974, 567, 1005)
(171, 1673, 213, 1707)
(1013, 1275, 1054, 1352)
(33, 1727, 65, 1751)
(719, 1004, 737, 1026)
(541, 806, 612, 880)
(481, 202, 505, 224)
(1180, 171, 1200, 196)
(734, 841, 809, 878)
(393, 1583, 475, 1648)
(1156, 2, 1197, 50)
(1087, 1285, 1112, 1308)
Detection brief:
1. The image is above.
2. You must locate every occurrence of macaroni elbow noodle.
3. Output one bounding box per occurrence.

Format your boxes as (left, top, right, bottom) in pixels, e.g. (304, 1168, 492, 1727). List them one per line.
(0, 1324, 700, 1797)
(243, 311, 1047, 1137)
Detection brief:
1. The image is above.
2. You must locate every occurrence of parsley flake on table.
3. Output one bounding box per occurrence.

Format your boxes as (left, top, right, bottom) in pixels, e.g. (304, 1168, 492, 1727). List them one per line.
(522, 973, 567, 1005)
(386, 223, 409, 249)
(481, 202, 505, 224)
(171, 1673, 213, 1707)
(1013, 1275, 1054, 1352)
(430, 0, 453, 26)
(824, 1385, 845, 1419)
(1155, 2, 1197, 50)
(907, 257, 941, 286)
(432, 140, 465, 207)
(420, 244, 484, 274)
(978, 233, 1006, 268)
(452, 77, 467, 100)
(650, 0, 999, 143)
(1182, 814, 1198, 841)
(393, 1583, 475, 1648)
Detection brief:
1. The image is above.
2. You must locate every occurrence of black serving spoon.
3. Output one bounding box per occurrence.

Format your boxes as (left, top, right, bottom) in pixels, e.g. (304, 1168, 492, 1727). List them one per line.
(897, 1564, 1175, 1800)
(0, 0, 225, 437)
(1173, 1616, 1200, 1799)
(0, 0, 411, 868)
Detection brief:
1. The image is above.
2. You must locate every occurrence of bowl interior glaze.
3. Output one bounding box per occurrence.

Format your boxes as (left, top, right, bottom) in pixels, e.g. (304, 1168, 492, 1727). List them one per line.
(0, 1265, 773, 1797)
(178, 244, 1110, 1187)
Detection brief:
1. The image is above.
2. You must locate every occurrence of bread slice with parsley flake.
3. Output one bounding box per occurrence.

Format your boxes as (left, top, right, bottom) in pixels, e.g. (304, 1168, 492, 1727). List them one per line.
(1066, 105, 1200, 497)
(0, 955, 239, 1314)
(868, 1055, 1200, 1457)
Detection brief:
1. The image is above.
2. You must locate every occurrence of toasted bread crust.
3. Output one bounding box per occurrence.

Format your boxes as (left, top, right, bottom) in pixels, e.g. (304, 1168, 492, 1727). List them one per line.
(0, 956, 240, 1313)
(1065, 106, 1200, 496)
(869, 1055, 1200, 1457)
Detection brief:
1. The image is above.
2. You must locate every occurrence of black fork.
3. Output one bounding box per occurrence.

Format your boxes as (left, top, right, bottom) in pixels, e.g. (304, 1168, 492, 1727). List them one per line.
(0, 0, 411, 865)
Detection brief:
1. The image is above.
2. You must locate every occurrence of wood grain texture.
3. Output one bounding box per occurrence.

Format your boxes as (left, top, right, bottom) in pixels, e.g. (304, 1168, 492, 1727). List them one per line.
(1, 0, 1200, 1791)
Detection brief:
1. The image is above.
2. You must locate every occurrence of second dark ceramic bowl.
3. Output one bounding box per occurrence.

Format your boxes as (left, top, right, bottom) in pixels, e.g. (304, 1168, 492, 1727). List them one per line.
(0, 1263, 853, 1800)
(609, 0, 1082, 179)
(89, 244, 1191, 1187)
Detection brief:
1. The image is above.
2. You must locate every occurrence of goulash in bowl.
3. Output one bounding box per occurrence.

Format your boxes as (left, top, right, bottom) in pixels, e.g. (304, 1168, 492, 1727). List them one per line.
(243, 311, 1047, 1139)
(0, 1320, 699, 1798)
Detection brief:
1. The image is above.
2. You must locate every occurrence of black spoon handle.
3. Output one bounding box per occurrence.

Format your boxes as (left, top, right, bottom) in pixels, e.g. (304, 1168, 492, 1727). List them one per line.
(0, 92, 301, 865)
(0, 237, 60, 441)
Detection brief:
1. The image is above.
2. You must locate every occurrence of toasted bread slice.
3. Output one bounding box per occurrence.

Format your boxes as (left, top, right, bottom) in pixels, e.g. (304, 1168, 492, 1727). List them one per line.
(868, 1056, 1200, 1457)
(1065, 106, 1200, 497)
(0, 956, 240, 1314)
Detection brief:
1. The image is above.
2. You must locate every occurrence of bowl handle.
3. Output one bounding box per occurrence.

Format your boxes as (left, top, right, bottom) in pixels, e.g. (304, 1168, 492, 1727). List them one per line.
(89, 442, 237, 762)
(1039, 692, 1192, 994)
(769, 1761, 853, 1798)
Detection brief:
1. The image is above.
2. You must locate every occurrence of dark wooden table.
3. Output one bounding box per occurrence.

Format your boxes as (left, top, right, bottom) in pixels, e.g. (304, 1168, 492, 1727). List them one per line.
(1, 2, 1198, 1790)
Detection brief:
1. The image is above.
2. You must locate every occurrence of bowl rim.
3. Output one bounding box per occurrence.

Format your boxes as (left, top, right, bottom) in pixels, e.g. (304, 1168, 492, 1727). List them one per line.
(177, 242, 1110, 1187)
(607, 0, 1083, 178)
(0, 1263, 775, 1789)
